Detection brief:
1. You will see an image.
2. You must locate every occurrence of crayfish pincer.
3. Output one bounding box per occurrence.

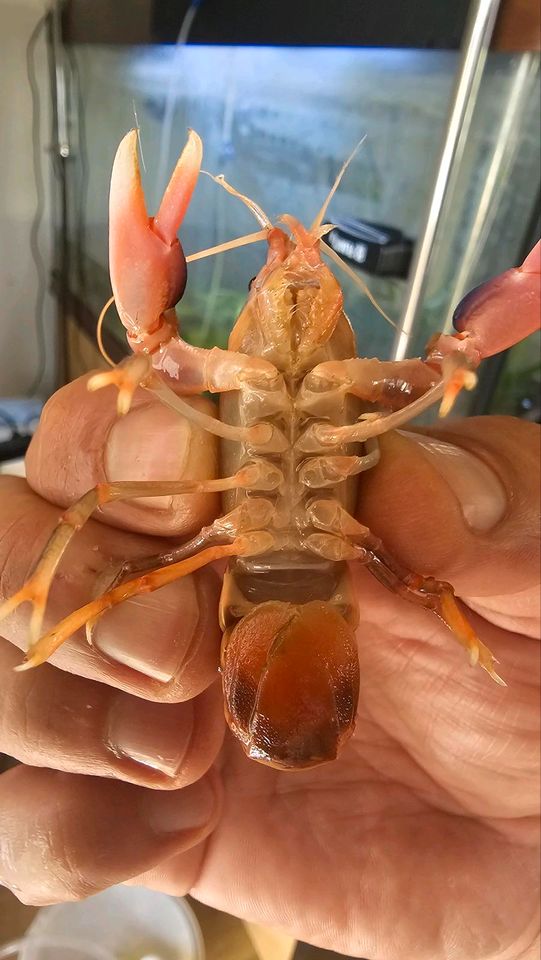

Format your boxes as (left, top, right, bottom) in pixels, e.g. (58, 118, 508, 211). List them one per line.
(1, 129, 539, 769)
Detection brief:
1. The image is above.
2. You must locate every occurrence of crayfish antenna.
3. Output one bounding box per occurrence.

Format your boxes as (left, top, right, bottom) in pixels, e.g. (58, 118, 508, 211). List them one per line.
(312, 135, 401, 336)
(321, 240, 399, 332)
(202, 171, 272, 229)
(186, 229, 268, 263)
(311, 135, 366, 231)
(96, 295, 116, 367)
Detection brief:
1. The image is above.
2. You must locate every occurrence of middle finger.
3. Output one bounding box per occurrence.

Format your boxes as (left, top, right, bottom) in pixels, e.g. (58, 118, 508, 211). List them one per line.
(0, 639, 224, 789)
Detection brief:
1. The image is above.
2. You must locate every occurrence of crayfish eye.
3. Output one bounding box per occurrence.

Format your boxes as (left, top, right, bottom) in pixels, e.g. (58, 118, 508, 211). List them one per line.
(248, 276, 256, 290)
(221, 601, 359, 769)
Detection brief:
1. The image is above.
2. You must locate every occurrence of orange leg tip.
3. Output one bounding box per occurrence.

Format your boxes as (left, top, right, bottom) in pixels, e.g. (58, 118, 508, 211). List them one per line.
(87, 372, 115, 393)
(14, 635, 56, 671)
(88, 370, 140, 416)
(482, 660, 507, 686)
(116, 390, 134, 416)
(439, 370, 478, 418)
(477, 643, 506, 686)
(14, 658, 37, 673)
(0, 589, 30, 622)
(438, 393, 456, 418)
(85, 618, 99, 645)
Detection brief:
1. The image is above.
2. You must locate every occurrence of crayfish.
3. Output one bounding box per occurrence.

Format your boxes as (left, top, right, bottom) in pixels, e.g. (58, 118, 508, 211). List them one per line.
(1, 131, 539, 769)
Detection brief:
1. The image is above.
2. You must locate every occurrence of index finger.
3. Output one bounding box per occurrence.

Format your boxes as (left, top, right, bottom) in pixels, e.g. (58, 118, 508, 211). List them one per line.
(26, 374, 220, 538)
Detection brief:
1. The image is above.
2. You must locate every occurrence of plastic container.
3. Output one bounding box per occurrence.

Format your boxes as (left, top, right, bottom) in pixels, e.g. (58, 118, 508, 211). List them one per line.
(15, 886, 204, 960)
(0, 941, 110, 960)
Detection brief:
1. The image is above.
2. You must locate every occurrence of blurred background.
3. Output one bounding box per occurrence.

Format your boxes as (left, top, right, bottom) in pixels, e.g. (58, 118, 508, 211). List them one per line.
(0, 0, 540, 474)
(0, 0, 539, 954)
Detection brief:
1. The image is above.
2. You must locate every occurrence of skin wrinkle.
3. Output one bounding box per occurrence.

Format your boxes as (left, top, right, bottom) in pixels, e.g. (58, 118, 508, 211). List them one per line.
(184, 754, 540, 960)
(0, 499, 53, 601)
(180, 771, 224, 889)
(365, 677, 538, 818)
(48, 815, 95, 902)
(15, 667, 44, 755)
(0, 649, 29, 747)
(176, 568, 213, 679)
(348, 735, 472, 819)
(302, 806, 449, 956)
(208, 748, 449, 951)
(174, 687, 221, 785)
(0, 515, 29, 597)
(17, 777, 81, 903)
(344, 584, 536, 824)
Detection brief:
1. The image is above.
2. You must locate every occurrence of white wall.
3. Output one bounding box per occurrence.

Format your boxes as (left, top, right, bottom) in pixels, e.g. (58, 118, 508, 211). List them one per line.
(0, 0, 56, 398)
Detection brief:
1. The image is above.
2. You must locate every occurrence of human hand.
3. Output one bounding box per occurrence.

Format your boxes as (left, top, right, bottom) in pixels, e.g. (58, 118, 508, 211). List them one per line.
(0, 376, 538, 960)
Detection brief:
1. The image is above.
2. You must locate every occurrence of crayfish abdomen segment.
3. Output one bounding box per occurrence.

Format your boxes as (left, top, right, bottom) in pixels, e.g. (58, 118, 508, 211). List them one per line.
(221, 600, 359, 769)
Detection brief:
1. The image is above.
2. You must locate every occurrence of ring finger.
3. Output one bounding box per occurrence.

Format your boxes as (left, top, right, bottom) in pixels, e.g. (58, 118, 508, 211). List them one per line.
(0, 637, 225, 789)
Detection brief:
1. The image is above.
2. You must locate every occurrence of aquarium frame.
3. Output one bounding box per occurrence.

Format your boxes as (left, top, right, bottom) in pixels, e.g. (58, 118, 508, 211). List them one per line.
(61, 0, 471, 49)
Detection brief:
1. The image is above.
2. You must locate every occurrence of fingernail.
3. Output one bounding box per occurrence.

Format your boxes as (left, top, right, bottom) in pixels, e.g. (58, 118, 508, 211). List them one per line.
(400, 432, 507, 531)
(93, 577, 200, 681)
(105, 402, 191, 508)
(106, 696, 193, 777)
(142, 777, 216, 835)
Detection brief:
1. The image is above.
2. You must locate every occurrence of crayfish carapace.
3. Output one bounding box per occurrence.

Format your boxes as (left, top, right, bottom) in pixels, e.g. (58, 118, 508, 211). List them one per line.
(1, 130, 540, 769)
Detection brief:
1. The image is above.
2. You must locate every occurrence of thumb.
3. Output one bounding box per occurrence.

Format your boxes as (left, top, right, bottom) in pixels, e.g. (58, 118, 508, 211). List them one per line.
(25, 374, 220, 537)
(357, 416, 540, 633)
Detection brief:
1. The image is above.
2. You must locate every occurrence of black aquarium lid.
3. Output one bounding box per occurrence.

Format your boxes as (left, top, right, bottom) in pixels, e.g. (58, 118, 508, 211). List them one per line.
(62, 0, 471, 48)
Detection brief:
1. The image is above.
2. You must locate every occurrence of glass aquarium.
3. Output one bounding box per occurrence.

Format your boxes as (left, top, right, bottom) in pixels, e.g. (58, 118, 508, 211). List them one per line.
(63, 42, 540, 416)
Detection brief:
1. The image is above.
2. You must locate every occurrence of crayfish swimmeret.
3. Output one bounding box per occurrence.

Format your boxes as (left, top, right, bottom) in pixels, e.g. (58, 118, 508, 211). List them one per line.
(1, 131, 540, 769)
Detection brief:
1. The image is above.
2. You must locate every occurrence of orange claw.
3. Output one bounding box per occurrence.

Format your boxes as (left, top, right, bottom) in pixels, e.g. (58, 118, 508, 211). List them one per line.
(109, 128, 202, 351)
(439, 355, 477, 418)
(452, 239, 541, 358)
(87, 354, 153, 415)
(427, 240, 541, 373)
